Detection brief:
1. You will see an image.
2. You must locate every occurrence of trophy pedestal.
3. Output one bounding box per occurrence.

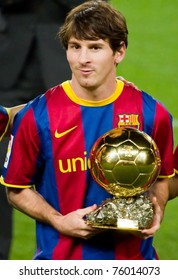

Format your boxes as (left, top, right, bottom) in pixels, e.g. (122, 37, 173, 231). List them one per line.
(86, 194, 153, 231)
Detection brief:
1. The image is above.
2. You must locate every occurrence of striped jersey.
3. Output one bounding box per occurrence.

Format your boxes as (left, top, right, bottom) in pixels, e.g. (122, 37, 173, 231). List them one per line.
(1, 80, 174, 260)
(0, 105, 9, 140)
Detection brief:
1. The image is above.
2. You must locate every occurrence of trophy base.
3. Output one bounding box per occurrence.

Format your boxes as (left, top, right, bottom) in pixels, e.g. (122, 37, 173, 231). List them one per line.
(88, 218, 140, 231)
(86, 194, 153, 230)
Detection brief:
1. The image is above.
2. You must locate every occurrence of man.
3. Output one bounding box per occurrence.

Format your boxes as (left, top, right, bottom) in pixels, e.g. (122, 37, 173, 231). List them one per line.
(1, 1, 174, 260)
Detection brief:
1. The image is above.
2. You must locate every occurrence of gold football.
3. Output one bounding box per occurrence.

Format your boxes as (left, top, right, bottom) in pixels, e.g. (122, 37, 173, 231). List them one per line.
(89, 127, 161, 197)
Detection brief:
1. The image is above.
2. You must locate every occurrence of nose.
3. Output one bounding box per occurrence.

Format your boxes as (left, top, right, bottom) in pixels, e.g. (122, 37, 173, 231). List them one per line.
(78, 48, 90, 64)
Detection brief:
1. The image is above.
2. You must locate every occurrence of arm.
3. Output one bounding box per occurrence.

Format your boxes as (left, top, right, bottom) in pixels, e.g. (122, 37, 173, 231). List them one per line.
(3, 100, 100, 240)
(6, 187, 99, 239)
(169, 175, 178, 200)
(168, 146, 178, 200)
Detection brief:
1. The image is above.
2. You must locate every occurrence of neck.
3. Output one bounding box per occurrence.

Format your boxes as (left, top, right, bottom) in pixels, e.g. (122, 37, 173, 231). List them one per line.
(70, 77, 117, 101)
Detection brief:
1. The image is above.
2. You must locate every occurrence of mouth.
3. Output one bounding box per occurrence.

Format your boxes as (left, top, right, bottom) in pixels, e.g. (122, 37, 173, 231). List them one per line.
(79, 69, 94, 75)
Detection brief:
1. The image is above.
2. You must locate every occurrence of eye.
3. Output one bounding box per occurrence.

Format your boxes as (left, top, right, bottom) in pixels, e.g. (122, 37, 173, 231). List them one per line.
(69, 44, 80, 50)
(90, 45, 101, 50)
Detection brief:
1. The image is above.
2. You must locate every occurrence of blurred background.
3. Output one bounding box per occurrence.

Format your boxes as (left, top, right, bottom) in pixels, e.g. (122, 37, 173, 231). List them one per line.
(2, 0, 178, 259)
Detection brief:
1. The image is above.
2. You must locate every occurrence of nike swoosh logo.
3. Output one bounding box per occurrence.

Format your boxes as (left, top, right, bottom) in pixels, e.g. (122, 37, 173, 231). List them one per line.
(54, 126, 78, 138)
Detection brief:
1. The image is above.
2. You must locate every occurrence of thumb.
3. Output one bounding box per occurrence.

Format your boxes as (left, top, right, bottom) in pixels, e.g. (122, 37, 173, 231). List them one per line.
(78, 204, 97, 218)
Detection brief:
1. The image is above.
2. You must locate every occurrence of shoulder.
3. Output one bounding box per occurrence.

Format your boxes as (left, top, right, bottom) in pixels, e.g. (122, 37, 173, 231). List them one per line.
(135, 88, 171, 118)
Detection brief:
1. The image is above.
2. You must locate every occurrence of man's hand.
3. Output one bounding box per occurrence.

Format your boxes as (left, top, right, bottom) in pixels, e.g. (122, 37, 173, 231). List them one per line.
(127, 196, 161, 239)
(54, 204, 103, 239)
(117, 76, 138, 89)
(140, 196, 161, 239)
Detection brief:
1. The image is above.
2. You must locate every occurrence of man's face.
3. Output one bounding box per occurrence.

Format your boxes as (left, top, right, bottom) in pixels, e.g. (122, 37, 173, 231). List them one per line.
(66, 37, 121, 91)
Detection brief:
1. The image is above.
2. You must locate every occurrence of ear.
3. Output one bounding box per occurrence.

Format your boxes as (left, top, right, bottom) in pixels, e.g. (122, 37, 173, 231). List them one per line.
(114, 43, 126, 64)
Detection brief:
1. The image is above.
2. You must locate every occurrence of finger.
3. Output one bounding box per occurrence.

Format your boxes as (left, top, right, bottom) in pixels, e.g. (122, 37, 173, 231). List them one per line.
(77, 204, 97, 218)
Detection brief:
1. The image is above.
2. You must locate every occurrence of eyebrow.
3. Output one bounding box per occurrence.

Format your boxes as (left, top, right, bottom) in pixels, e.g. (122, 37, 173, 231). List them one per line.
(68, 40, 106, 47)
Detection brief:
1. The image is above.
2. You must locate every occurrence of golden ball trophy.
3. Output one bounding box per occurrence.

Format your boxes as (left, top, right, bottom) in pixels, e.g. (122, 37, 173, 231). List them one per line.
(86, 127, 161, 231)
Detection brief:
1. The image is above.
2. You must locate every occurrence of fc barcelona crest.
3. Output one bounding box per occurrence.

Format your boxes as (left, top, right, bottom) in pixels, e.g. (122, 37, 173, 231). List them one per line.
(117, 114, 140, 129)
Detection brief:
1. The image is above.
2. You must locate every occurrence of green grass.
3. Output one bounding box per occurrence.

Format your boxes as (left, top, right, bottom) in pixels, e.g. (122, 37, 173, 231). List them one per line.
(9, 0, 178, 260)
(10, 210, 35, 260)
